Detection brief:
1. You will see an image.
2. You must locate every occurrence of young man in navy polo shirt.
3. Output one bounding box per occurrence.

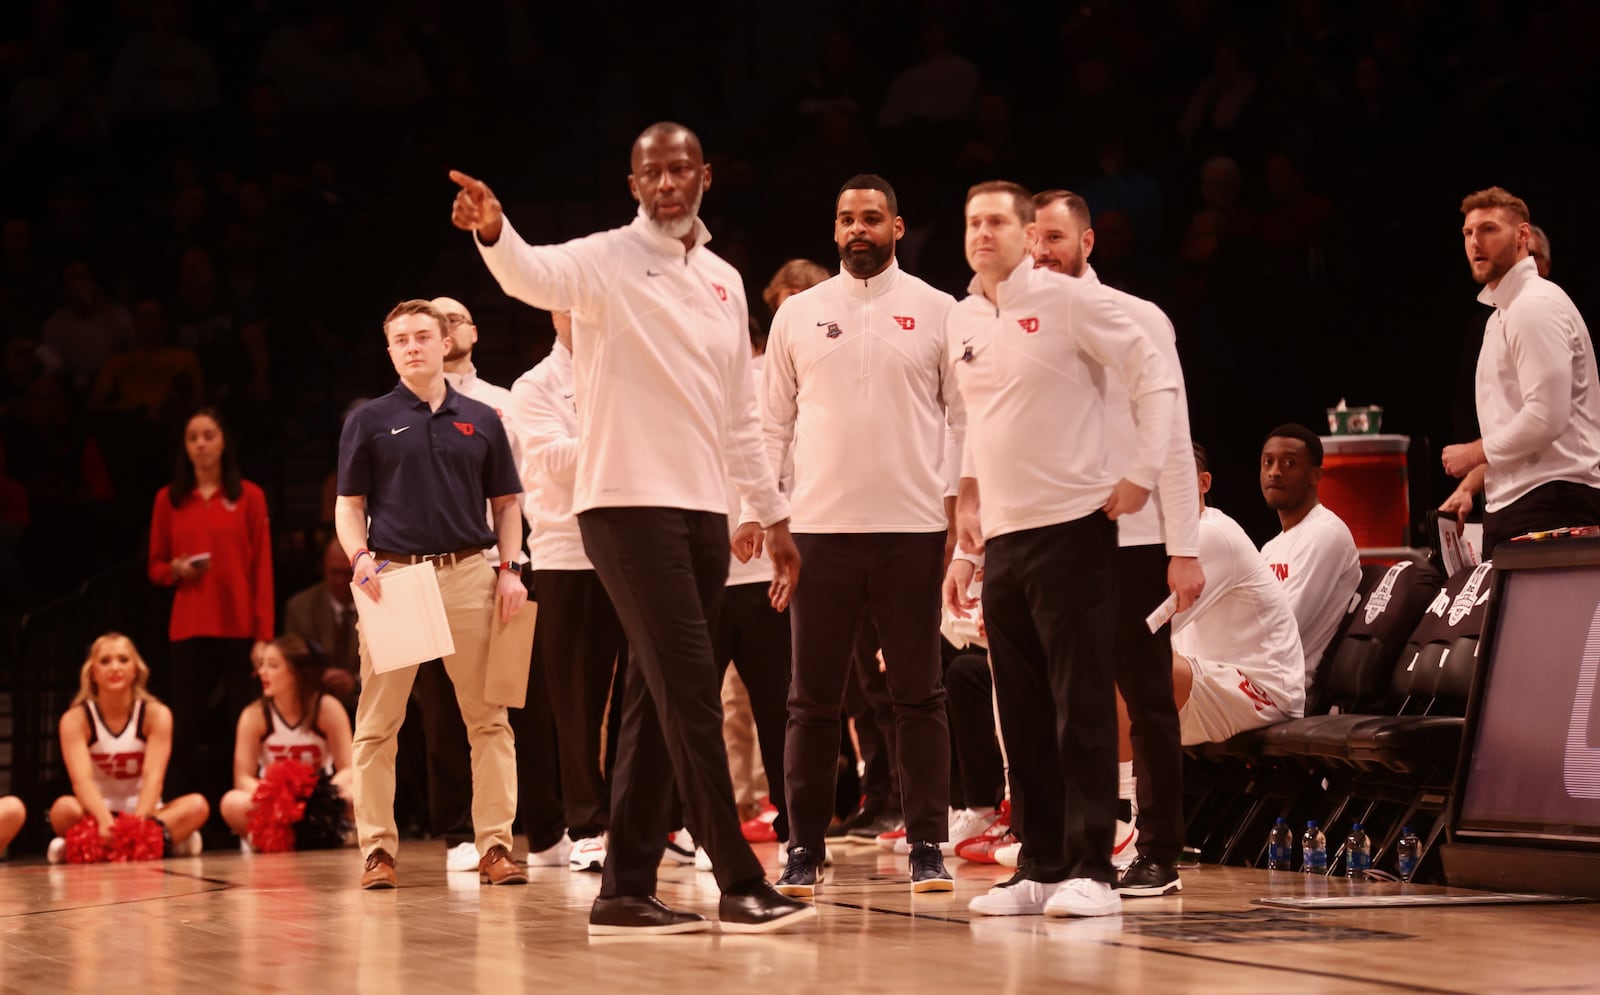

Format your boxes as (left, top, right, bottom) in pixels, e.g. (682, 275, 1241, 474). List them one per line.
(336, 298, 530, 890)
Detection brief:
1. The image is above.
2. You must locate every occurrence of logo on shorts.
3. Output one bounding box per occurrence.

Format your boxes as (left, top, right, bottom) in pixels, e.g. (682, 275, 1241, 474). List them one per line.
(711, 283, 728, 301)
(1364, 561, 1413, 624)
(453, 421, 476, 437)
(818, 320, 843, 338)
(1018, 317, 1040, 334)
(892, 315, 916, 330)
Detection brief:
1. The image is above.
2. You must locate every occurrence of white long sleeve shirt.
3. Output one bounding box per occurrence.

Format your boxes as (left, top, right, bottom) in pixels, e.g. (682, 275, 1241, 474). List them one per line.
(947, 257, 1178, 540)
(762, 260, 962, 533)
(507, 341, 591, 571)
(476, 210, 787, 526)
(446, 364, 517, 562)
(1260, 503, 1360, 683)
(728, 355, 775, 586)
(1173, 507, 1306, 715)
(1475, 255, 1600, 511)
(1082, 265, 1200, 556)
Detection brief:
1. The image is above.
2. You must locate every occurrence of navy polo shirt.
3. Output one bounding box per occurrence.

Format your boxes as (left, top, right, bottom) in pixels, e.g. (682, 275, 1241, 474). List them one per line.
(337, 381, 522, 555)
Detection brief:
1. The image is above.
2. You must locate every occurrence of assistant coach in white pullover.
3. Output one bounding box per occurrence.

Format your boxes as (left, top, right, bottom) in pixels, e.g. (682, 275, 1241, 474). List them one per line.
(1441, 186, 1600, 553)
(450, 122, 814, 936)
(949, 181, 1176, 921)
(763, 174, 964, 897)
(1026, 191, 1202, 900)
(507, 310, 627, 873)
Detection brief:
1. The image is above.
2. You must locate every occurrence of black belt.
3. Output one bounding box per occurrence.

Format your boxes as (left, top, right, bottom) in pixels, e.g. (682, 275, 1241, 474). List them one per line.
(370, 547, 484, 568)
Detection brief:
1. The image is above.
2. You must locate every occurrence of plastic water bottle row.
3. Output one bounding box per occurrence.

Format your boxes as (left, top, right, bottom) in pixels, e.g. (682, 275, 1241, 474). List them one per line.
(1266, 817, 1422, 881)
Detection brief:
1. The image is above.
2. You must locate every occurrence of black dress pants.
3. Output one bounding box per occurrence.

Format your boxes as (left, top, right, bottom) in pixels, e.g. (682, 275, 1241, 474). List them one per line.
(712, 581, 793, 843)
(579, 507, 764, 897)
(785, 532, 949, 855)
(1113, 543, 1184, 863)
(945, 650, 1006, 810)
(983, 513, 1119, 886)
(527, 568, 627, 841)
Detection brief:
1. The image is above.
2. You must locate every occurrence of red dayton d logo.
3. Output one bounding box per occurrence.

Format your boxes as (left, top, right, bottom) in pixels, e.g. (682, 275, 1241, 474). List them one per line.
(712, 283, 728, 301)
(892, 315, 916, 330)
(453, 422, 476, 437)
(1017, 317, 1039, 334)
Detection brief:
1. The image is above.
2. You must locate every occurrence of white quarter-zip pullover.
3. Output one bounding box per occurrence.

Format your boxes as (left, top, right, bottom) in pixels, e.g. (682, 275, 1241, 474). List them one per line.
(446, 363, 517, 562)
(728, 355, 776, 586)
(477, 210, 787, 527)
(507, 341, 591, 570)
(1081, 266, 1201, 556)
(947, 257, 1178, 540)
(762, 259, 962, 533)
(1475, 255, 1600, 511)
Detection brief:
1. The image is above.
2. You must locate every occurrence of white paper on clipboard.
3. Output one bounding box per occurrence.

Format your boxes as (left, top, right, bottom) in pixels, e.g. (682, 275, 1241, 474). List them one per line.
(349, 562, 455, 673)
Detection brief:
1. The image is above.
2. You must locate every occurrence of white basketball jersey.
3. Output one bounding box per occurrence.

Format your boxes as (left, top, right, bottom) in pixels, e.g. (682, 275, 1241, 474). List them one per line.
(86, 700, 146, 813)
(258, 696, 331, 774)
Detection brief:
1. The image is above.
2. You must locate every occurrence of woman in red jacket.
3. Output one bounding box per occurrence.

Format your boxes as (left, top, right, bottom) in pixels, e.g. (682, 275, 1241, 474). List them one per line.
(148, 408, 273, 826)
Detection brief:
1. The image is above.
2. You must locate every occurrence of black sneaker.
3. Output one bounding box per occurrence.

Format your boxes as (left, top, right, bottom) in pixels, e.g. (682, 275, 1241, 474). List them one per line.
(1117, 855, 1182, 897)
(908, 841, 954, 893)
(846, 812, 903, 843)
(827, 805, 876, 839)
(775, 845, 825, 898)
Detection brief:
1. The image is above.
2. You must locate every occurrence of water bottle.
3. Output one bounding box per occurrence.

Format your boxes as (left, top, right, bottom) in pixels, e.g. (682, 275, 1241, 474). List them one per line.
(1396, 826, 1421, 882)
(1345, 823, 1371, 878)
(1301, 820, 1327, 874)
(1267, 817, 1292, 870)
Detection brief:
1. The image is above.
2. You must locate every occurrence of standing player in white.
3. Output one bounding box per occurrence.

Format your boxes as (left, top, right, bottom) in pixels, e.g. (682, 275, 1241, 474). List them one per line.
(763, 174, 964, 897)
(1259, 423, 1361, 689)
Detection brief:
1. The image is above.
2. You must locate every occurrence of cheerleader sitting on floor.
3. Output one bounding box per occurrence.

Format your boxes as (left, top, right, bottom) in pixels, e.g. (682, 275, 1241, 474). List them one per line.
(47, 633, 210, 862)
(221, 634, 353, 848)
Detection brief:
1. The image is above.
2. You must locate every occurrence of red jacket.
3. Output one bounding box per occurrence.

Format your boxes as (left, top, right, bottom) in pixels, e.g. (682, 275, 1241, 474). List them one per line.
(148, 481, 274, 642)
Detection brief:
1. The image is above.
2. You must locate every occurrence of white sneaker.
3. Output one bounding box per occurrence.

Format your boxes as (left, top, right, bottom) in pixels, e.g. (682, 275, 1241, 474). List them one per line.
(569, 835, 606, 872)
(663, 829, 695, 865)
(172, 833, 203, 857)
(943, 808, 999, 856)
(1112, 816, 1137, 870)
(1044, 877, 1122, 918)
(968, 877, 1063, 916)
(46, 837, 66, 865)
(694, 847, 713, 871)
(527, 836, 572, 868)
(446, 841, 480, 872)
(994, 841, 1021, 868)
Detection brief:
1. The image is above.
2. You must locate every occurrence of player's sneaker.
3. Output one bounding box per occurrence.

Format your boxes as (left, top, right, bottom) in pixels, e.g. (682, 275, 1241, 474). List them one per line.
(663, 829, 696, 865)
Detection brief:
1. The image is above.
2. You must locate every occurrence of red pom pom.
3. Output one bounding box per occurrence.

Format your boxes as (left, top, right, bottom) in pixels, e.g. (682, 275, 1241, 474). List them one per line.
(107, 813, 166, 862)
(64, 815, 107, 864)
(247, 759, 319, 853)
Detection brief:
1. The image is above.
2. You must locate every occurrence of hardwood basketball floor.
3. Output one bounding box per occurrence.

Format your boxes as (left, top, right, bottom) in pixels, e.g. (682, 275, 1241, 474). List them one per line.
(2, 839, 1596, 993)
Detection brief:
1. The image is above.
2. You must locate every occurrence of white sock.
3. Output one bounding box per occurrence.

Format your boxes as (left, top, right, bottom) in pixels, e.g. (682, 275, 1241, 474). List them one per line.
(1119, 761, 1136, 815)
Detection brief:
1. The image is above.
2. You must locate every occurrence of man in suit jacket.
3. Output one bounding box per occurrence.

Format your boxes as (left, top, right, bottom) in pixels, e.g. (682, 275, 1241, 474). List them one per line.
(284, 538, 360, 700)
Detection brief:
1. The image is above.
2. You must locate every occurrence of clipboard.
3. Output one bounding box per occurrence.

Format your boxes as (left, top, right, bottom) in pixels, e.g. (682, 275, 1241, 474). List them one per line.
(483, 601, 537, 707)
(349, 562, 456, 674)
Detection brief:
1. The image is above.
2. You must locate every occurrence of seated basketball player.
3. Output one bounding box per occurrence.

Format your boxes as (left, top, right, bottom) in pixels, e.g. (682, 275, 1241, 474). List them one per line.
(221, 634, 354, 844)
(47, 633, 210, 862)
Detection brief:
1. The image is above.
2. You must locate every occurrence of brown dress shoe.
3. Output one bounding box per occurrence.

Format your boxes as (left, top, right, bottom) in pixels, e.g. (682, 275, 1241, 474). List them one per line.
(361, 849, 398, 889)
(479, 844, 529, 885)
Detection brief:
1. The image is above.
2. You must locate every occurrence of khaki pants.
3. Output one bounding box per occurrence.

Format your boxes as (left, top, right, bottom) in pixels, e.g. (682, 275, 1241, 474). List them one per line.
(353, 554, 516, 859)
